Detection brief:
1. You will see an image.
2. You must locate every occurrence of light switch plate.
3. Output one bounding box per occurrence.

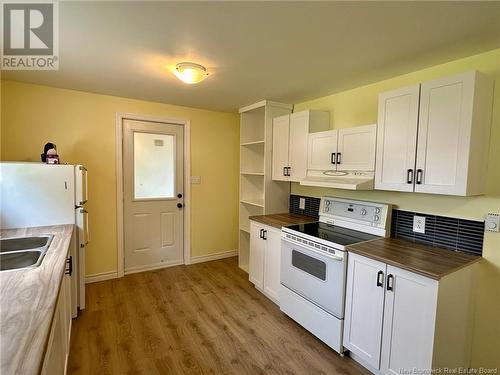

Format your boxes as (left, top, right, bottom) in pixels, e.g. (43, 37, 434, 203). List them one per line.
(413, 215, 426, 234)
(485, 213, 499, 232)
(191, 176, 201, 184)
(299, 198, 306, 210)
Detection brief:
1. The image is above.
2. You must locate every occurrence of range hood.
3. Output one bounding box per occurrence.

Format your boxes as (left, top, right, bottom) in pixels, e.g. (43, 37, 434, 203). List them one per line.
(300, 171, 374, 190)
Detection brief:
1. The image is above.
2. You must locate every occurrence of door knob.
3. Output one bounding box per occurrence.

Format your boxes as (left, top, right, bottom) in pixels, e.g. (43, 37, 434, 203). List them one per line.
(177, 203, 183, 208)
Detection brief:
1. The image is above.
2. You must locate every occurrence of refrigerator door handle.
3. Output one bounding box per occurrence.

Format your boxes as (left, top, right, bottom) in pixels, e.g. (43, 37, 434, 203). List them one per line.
(79, 208, 89, 244)
(76, 165, 88, 206)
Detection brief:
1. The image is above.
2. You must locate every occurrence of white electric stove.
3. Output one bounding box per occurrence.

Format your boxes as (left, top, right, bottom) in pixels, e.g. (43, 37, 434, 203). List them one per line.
(280, 197, 391, 353)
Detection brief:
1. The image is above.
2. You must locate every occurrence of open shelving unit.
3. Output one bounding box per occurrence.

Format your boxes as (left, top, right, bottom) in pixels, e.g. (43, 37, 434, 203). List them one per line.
(238, 100, 293, 273)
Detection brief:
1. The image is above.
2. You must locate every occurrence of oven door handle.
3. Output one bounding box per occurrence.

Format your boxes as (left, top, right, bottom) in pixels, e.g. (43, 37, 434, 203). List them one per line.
(281, 237, 344, 261)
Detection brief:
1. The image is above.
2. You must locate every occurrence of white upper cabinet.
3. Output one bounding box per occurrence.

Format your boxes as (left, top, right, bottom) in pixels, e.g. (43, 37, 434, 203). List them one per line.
(272, 114, 290, 181)
(415, 71, 492, 195)
(308, 124, 376, 173)
(307, 130, 337, 171)
(338, 124, 377, 171)
(375, 85, 420, 192)
(272, 110, 329, 182)
(375, 71, 493, 196)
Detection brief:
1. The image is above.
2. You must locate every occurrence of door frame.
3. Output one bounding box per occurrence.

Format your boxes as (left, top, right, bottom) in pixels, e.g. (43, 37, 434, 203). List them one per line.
(115, 112, 191, 278)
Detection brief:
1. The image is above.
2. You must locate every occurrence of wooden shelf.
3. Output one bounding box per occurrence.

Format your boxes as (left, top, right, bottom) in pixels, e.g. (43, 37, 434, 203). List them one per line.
(240, 171, 264, 176)
(240, 199, 264, 208)
(240, 140, 265, 146)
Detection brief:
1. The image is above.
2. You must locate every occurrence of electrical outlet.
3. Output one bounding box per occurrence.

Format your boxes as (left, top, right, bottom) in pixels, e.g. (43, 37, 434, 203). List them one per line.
(485, 213, 499, 232)
(413, 215, 426, 233)
(299, 198, 306, 210)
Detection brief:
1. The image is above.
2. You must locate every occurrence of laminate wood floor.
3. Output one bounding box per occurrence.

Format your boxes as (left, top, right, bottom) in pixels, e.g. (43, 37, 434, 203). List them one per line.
(68, 257, 369, 375)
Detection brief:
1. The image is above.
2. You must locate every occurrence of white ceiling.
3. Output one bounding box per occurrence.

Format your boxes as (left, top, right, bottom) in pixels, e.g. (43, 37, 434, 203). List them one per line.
(3, 1, 500, 112)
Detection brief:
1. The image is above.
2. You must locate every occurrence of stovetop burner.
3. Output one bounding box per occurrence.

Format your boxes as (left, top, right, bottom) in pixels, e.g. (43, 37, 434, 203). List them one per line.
(285, 222, 379, 246)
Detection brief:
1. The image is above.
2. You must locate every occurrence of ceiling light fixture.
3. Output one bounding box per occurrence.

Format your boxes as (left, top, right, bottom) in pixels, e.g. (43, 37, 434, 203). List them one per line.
(174, 62, 209, 84)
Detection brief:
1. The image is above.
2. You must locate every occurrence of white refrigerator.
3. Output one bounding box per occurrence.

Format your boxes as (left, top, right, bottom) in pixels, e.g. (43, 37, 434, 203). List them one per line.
(0, 162, 88, 317)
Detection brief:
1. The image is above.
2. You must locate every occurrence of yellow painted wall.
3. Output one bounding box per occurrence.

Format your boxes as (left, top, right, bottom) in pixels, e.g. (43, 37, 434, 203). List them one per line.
(0, 81, 240, 277)
(293, 48, 500, 367)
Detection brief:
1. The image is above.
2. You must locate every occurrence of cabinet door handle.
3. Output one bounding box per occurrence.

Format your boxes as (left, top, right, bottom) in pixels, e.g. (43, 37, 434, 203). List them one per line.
(336, 152, 342, 165)
(259, 229, 264, 239)
(65, 256, 73, 276)
(283, 167, 287, 176)
(331, 153, 336, 165)
(407, 169, 414, 184)
(263, 230, 267, 240)
(376, 270, 384, 287)
(416, 169, 423, 184)
(287, 167, 291, 176)
(387, 274, 394, 291)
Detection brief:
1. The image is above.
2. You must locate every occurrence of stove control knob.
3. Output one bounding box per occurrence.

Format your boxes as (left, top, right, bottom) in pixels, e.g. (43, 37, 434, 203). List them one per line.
(375, 208, 381, 214)
(373, 215, 380, 222)
(324, 207, 330, 212)
(361, 209, 367, 215)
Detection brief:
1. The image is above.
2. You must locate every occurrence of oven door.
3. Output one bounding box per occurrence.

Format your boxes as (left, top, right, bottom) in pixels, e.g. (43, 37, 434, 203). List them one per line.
(280, 237, 346, 319)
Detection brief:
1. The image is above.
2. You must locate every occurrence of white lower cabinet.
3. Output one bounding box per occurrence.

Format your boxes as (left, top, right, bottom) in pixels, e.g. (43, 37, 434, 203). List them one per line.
(380, 266, 438, 375)
(249, 220, 281, 304)
(343, 254, 386, 369)
(42, 265, 72, 375)
(344, 252, 476, 373)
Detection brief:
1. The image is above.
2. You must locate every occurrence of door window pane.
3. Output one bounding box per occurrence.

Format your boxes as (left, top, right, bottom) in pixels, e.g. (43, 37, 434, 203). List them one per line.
(134, 132, 174, 199)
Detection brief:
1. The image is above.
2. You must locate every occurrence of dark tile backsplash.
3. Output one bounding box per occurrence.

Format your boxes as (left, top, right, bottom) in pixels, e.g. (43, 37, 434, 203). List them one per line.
(290, 195, 485, 256)
(391, 210, 484, 256)
(289, 195, 321, 218)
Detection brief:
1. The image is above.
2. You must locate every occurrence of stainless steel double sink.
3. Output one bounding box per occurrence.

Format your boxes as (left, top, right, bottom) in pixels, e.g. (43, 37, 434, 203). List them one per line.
(0, 235, 54, 271)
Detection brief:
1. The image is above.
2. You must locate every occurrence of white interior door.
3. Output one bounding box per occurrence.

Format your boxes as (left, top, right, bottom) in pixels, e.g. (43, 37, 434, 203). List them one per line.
(272, 114, 290, 181)
(375, 85, 420, 192)
(414, 72, 475, 195)
(337, 124, 376, 171)
(307, 130, 338, 171)
(123, 119, 184, 273)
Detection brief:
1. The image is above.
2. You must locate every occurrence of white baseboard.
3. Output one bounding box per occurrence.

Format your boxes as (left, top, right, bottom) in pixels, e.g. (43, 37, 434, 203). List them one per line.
(86, 251, 237, 282)
(189, 249, 238, 265)
(124, 259, 184, 275)
(85, 271, 118, 284)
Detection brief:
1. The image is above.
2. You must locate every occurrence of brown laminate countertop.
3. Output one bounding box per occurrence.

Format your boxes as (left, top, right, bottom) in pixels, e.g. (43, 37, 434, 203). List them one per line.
(347, 237, 481, 280)
(249, 213, 317, 229)
(0, 224, 74, 375)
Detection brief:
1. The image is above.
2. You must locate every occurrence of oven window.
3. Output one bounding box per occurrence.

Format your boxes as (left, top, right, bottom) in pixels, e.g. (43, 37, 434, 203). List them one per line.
(291, 250, 327, 281)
